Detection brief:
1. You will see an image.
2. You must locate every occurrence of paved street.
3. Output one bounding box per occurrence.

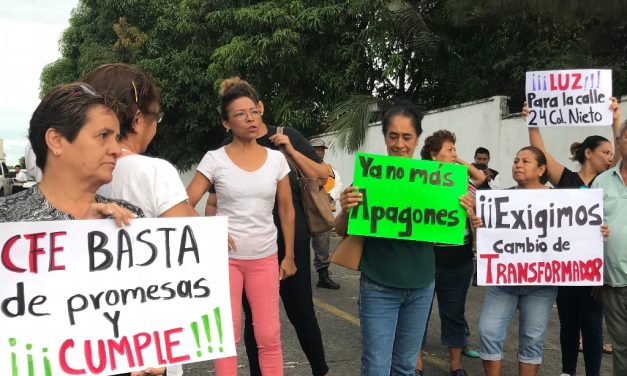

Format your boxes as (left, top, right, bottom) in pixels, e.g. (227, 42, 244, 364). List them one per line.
(183, 236, 614, 375)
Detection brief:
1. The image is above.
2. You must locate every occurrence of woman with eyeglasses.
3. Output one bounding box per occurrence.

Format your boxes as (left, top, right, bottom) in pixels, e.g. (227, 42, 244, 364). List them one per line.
(83, 63, 193, 376)
(203, 78, 331, 376)
(85, 63, 196, 219)
(186, 78, 296, 376)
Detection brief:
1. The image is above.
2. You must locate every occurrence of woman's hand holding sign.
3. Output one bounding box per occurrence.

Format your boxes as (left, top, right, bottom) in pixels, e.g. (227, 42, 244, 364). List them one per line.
(601, 224, 609, 240)
(335, 185, 362, 236)
(81, 202, 137, 227)
(459, 194, 483, 229)
(130, 367, 166, 375)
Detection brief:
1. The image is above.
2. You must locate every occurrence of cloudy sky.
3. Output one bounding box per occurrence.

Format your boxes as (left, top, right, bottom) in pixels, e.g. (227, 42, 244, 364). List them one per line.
(0, 0, 78, 165)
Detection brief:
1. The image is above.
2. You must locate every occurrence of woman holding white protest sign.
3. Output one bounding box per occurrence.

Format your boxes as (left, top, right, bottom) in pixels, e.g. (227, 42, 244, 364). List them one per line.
(416, 129, 483, 376)
(0, 83, 156, 375)
(186, 78, 295, 376)
(335, 101, 480, 376)
(0, 83, 142, 225)
(522, 99, 621, 376)
(477, 146, 557, 376)
(478, 146, 608, 376)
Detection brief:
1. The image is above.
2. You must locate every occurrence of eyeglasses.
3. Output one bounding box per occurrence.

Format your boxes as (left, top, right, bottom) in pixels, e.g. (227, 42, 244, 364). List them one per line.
(230, 109, 261, 121)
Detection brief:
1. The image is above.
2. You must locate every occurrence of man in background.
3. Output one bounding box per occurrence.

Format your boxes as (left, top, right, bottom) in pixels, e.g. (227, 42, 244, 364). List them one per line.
(11, 165, 28, 194)
(473, 147, 500, 190)
(591, 121, 627, 376)
(25, 141, 42, 182)
(310, 138, 342, 289)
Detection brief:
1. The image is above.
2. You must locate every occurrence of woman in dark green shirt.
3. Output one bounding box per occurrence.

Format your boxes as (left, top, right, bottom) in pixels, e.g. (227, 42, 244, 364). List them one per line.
(335, 101, 478, 376)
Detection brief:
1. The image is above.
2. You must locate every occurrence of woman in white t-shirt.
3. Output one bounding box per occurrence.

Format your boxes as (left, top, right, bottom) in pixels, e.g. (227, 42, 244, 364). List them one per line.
(83, 63, 194, 376)
(85, 63, 197, 220)
(187, 80, 296, 376)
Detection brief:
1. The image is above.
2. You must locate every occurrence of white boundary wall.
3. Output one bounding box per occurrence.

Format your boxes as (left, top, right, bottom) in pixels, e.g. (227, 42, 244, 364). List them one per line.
(181, 95, 626, 213)
(322, 95, 626, 190)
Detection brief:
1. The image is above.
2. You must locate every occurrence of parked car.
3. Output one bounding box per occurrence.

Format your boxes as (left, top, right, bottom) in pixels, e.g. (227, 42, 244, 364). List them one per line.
(0, 161, 13, 197)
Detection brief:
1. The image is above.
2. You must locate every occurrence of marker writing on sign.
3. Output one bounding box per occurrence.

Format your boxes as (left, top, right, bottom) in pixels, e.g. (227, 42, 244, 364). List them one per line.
(58, 327, 190, 374)
(358, 156, 455, 187)
(478, 195, 602, 238)
(6, 338, 52, 376)
(480, 254, 602, 284)
(350, 189, 460, 236)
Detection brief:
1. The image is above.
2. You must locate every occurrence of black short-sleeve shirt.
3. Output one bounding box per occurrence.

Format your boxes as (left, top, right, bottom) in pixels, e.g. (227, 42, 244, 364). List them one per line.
(557, 167, 596, 189)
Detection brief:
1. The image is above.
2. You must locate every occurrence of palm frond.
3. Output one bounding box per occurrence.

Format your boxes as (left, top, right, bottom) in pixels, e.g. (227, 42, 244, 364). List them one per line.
(326, 95, 383, 152)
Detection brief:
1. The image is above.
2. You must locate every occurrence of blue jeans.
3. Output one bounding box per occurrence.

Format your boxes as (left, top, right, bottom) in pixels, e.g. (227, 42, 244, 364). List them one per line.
(359, 273, 435, 376)
(479, 285, 557, 364)
(423, 258, 474, 348)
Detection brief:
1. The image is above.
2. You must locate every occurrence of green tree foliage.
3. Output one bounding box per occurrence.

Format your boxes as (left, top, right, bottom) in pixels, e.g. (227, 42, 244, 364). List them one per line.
(41, 0, 368, 169)
(41, 0, 627, 158)
(330, 0, 627, 150)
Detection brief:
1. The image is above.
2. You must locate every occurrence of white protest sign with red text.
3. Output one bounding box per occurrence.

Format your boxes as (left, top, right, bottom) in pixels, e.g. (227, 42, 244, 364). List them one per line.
(476, 189, 604, 286)
(0, 216, 234, 375)
(525, 69, 612, 127)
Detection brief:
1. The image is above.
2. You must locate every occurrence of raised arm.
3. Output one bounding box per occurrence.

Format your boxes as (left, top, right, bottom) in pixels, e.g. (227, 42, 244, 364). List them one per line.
(610, 96, 622, 167)
(457, 158, 486, 186)
(523, 103, 564, 186)
(269, 132, 328, 179)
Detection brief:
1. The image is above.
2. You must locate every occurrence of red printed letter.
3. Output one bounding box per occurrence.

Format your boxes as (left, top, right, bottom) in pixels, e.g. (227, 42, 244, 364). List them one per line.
(107, 336, 134, 370)
(49, 231, 67, 271)
(480, 254, 500, 284)
(2, 235, 25, 272)
(572, 73, 582, 89)
(132, 332, 152, 367)
(24, 232, 46, 273)
(164, 327, 191, 364)
(85, 339, 107, 374)
(59, 339, 86, 374)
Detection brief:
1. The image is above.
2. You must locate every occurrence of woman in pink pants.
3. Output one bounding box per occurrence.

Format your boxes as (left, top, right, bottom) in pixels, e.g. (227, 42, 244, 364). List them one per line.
(187, 78, 296, 376)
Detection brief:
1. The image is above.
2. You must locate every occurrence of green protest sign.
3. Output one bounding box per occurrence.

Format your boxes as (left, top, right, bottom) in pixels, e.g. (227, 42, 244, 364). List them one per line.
(348, 153, 468, 244)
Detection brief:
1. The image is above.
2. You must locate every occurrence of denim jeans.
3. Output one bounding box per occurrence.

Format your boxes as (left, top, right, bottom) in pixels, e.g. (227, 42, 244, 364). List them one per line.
(359, 273, 435, 376)
(479, 285, 557, 364)
(429, 258, 474, 348)
(557, 286, 603, 376)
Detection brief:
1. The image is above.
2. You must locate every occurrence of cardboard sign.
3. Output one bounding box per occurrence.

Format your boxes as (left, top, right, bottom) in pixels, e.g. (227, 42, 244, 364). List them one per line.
(0, 217, 235, 375)
(525, 69, 613, 127)
(348, 153, 468, 244)
(476, 189, 604, 286)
